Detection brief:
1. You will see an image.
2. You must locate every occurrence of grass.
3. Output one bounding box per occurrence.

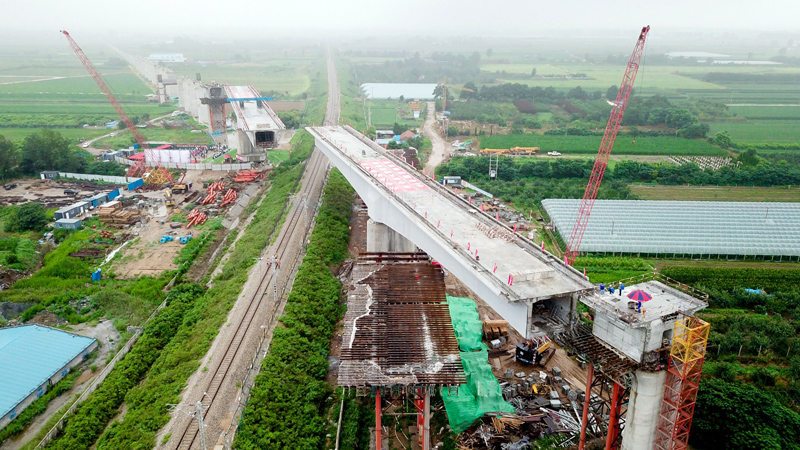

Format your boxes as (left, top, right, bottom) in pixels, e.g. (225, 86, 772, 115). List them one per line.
(629, 185, 800, 202)
(479, 134, 728, 156)
(707, 120, 800, 144)
(729, 105, 800, 119)
(92, 127, 212, 149)
(268, 150, 290, 162)
(169, 62, 313, 98)
(480, 64, 724, 91)
(0, 127, 109, 144)
(367, 100, 424, 128)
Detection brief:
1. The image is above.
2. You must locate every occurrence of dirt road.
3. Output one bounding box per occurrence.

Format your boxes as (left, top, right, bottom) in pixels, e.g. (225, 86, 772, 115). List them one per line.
(422, 101, 448, 177)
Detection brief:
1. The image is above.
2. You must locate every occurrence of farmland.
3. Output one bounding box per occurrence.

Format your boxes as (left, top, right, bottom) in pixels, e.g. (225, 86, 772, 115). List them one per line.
(630, 185, 800, 202)
(0, 43, 173, 145)
(169, 61, 313, 98)
(92, 127, 213, 149)
(707, 120, 800, 144)
(478, 134, 728, 156)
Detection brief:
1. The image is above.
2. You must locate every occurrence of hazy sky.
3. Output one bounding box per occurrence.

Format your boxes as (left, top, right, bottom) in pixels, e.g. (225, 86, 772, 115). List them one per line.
(6, 0, 800, 37)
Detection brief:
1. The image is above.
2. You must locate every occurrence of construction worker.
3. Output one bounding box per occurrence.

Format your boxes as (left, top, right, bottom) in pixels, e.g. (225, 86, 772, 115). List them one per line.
(599, 283, 605, 294)
(619, 282, 625, 296)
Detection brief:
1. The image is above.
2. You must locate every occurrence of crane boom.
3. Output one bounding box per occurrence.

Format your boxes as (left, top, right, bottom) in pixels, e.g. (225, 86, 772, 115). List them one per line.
(60, 30, 172, 183)
(564, 26, 650, 266)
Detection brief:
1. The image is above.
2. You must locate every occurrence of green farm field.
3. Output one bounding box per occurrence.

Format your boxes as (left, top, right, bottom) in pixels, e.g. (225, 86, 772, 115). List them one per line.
(480, 62, 800, 99)
(707, 120, 800, 144)
(368, 100, 425, 127)
(728, 105, 800, 119)
(479, 134, 728, 156)
(93, 128, 213, 149)
(480, 63, 723, 91)
(171, 62, 312, 98)
(0, 127, 110, 144)
(630, 185, 800, 202)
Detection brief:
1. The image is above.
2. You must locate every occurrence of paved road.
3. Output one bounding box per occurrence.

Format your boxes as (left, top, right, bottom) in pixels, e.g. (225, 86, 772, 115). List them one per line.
(422, 101, 448, 177)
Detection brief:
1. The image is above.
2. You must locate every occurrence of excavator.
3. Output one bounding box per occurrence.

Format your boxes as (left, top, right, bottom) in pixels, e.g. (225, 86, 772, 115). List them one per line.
(163, 189, 175, 208)
(515, 335, 555, 366)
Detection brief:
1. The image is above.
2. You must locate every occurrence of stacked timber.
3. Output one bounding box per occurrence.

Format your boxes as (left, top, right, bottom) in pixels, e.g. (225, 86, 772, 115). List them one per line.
(99, 208, 140, 225)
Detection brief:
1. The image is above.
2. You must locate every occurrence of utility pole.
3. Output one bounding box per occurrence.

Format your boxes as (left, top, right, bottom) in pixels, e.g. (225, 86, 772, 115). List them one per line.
(168, 395, 210, 450)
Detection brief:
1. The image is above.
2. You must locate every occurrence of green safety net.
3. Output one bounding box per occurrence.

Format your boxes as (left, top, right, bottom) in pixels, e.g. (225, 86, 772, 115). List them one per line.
(442, 296, 516, 433)
(446, 295, 484, 352)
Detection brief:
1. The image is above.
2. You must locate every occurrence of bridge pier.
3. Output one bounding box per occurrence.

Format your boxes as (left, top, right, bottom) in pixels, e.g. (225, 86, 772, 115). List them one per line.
(366, 219, 416, 253)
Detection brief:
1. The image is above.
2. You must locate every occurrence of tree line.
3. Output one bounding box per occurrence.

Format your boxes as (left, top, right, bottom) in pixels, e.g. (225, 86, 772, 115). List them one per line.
(0, 130, 126, 180)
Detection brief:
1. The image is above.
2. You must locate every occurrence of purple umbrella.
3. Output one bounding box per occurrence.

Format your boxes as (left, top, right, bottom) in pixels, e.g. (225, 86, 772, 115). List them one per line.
(627, 290, 653, 302)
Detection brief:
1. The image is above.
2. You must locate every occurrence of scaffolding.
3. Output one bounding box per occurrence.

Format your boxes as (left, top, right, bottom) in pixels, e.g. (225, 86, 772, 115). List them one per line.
(653, 316, 710, 450)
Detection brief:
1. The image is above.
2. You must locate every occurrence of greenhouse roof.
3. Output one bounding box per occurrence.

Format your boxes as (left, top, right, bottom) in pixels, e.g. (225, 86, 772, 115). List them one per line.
(542, 199, 800, 257)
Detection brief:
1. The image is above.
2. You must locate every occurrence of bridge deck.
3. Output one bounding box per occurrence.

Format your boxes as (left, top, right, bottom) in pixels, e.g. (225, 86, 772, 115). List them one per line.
(310, 126, 592, 305)
(225, 84, 283, 132)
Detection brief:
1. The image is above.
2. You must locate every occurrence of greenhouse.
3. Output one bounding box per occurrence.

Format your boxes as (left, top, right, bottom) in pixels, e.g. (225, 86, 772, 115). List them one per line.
(541, 199, 800, 260)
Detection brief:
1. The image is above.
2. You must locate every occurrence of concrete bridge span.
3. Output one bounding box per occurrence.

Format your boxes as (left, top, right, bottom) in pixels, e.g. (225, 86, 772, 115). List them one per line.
(308, 125, 593, 338)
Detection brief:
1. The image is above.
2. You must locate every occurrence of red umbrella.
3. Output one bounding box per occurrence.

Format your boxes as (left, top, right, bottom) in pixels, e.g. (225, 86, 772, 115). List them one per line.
(627, 290, 653, 302)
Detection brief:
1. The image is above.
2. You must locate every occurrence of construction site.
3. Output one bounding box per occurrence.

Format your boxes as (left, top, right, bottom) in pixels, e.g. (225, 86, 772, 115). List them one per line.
(4, 18, 791, 450)
(311, 25, 715, 450)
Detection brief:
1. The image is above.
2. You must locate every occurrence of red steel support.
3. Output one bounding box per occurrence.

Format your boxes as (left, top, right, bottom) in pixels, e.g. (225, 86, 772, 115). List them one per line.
(416, 395, 425, 449)
(605, 382, 622, 450)
(564, 26, 649, 265)
(579, 363, 594, 450)
(375, 390, 381, 450)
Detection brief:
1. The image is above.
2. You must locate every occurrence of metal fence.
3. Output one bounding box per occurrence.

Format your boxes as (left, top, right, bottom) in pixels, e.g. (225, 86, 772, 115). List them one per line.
(112, 156, 251, 171)
(58, 172, 140, 184)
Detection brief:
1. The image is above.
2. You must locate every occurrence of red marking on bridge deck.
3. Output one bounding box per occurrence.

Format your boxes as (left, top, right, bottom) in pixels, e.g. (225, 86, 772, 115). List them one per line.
(359, 159, 429, 193)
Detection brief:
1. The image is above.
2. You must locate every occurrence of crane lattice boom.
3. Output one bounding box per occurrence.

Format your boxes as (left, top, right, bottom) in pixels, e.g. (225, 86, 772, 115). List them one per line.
(564, 26, 650, 266)
(60, 30, 172, 183)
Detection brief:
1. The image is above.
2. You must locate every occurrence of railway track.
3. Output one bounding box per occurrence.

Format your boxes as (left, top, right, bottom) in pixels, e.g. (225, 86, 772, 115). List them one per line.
(171, 46, 337, 450)
(173, 150, 328, 450)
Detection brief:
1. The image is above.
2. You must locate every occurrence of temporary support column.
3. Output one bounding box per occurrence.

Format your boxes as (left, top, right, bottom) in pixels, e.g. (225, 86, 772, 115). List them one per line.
(415, 393, 425, 449)
(579, 363, 594, 450)
(606, 382, 622, 450)
(375, 390, 382, 450)
(423, 390, 431, 450)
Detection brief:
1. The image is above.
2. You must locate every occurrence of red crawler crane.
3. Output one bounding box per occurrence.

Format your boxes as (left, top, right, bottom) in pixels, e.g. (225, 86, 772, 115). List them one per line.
(564, 26, 649, 266)
(60, 30, 173, 183)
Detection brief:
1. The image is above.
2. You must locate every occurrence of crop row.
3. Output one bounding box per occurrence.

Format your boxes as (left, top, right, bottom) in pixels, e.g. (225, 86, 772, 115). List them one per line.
(234, 169, 354, 450)
(479, 134, 727, 156)
(660, 266, 800, 294)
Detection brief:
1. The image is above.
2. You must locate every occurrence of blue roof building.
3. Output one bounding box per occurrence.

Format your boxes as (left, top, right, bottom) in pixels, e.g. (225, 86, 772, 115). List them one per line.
(0, 326, 96, 430)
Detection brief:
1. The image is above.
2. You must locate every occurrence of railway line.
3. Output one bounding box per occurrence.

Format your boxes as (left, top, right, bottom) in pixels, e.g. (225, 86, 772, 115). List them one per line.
(169, 49, 338, 450)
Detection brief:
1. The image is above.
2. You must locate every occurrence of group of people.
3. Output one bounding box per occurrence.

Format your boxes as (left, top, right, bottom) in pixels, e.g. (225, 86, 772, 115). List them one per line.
(599, 282, 625, 296)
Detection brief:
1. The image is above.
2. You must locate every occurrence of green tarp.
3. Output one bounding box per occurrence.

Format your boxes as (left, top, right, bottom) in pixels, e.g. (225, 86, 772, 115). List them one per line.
(446, 295, 484, 352)
(442, 296, 516, 433)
